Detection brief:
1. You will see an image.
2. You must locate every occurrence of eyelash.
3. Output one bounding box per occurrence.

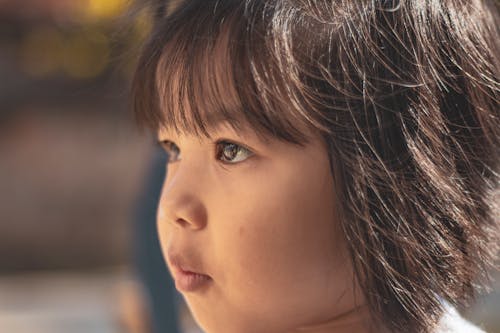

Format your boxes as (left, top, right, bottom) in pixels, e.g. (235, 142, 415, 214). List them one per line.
(159, 140, 254, 165)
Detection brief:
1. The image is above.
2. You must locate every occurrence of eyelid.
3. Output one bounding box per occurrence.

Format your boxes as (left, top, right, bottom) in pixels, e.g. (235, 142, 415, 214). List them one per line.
(215, 138, 254, 153)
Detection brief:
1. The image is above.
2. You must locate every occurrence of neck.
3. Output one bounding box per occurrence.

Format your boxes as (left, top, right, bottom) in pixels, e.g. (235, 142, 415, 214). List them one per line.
(291, 304, 387, 333)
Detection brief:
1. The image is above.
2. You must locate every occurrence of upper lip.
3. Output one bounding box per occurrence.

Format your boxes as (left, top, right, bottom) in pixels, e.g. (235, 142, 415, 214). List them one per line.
(167, 250, 210, 277)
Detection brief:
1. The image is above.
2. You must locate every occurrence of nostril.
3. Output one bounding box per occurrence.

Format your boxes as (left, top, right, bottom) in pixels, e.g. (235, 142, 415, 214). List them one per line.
(175, 218, 190, 228)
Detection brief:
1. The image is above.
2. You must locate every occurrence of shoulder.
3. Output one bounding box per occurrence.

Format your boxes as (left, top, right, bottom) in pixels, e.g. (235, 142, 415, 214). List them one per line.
(434, 302, 487, 333)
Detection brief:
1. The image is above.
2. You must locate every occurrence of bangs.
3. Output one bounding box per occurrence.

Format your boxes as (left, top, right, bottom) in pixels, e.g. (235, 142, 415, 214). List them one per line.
(132, 1, 313, 145)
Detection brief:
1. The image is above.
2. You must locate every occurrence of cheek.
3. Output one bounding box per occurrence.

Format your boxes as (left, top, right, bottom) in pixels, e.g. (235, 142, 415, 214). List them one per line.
(212, 161, 353, 321)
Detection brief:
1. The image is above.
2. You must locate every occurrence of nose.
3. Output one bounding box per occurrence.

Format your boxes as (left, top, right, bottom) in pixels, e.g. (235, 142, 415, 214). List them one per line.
(157, 162, 208, 231)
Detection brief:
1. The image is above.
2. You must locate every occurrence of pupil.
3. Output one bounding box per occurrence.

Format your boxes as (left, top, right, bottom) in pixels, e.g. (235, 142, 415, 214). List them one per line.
(224, 144, 238, 159)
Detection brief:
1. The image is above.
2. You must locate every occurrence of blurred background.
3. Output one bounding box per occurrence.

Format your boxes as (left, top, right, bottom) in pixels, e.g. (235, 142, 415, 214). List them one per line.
(0, 0, 497, 333)
(0, 0, 199, 332)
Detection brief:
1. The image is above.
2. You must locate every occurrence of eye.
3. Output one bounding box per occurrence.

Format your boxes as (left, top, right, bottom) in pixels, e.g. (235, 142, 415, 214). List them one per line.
(159, 140, 181, 163)
(215, 140, 253, 164)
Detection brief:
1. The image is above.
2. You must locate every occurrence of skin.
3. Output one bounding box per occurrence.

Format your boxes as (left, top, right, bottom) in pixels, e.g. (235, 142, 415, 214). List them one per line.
(157, 121, 380, 333)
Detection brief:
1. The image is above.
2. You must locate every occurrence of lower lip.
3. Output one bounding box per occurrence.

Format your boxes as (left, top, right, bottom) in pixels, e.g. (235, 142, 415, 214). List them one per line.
(173, 269, 212, 292)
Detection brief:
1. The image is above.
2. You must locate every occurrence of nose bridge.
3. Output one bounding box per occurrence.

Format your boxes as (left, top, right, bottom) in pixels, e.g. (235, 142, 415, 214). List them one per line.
(158, 159, 208, 230)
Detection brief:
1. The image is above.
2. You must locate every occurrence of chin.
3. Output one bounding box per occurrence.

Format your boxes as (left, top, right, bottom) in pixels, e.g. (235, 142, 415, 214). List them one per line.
(191, 309, 282, 333)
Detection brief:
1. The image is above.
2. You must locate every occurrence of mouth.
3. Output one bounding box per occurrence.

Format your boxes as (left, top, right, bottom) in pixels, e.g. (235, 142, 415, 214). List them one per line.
(168, 252, 212, 293)
(171, 265, 212, 292)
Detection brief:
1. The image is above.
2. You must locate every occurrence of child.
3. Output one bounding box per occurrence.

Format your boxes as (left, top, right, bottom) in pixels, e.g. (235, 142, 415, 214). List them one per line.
(131, 1, 499, 332)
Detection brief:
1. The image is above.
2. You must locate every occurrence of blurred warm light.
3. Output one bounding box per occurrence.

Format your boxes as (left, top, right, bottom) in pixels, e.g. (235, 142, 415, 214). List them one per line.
(62, 30, 110, 79)
(133, 6, 153, 39)
(83, 0, 129, 21)
(19, 26, 64, 77)
(20, 27, 111, 79)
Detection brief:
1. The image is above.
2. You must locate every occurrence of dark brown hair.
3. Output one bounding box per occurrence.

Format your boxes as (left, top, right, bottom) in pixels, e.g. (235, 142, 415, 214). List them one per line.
(132, 0, 500, 332)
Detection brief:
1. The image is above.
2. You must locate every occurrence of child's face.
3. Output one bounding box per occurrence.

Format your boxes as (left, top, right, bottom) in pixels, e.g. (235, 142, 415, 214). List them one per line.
(157, 121, 365, 333)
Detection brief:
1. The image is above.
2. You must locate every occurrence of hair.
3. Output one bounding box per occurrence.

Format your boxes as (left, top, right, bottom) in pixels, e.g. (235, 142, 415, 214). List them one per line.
(131, 0, 500, 332)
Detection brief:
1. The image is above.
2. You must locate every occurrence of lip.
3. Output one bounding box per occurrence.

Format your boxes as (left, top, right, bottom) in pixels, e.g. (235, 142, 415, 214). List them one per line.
(168, 252, 212, 293)
(170, 264, 212, 292)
